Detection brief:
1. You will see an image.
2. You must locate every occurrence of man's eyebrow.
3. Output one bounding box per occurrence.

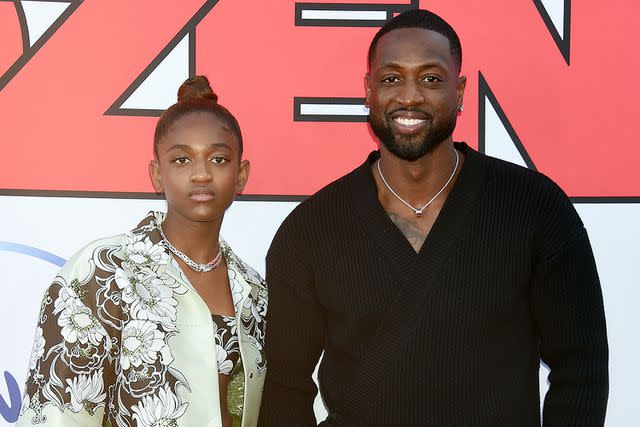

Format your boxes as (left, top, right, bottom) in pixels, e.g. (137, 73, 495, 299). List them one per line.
(376, 61, 449, 72)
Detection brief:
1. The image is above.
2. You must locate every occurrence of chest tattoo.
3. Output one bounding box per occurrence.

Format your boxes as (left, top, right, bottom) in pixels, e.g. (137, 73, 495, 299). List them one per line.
(386, 211, 430, 253)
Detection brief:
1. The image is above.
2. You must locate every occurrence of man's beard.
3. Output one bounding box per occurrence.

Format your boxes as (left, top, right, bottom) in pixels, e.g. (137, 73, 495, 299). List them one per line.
(369, 109, 457, 161)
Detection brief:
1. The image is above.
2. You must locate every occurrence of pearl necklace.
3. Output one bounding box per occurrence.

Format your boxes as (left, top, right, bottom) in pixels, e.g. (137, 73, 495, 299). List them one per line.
(376, 149, 460, 217)
(158, 225, 222, 272)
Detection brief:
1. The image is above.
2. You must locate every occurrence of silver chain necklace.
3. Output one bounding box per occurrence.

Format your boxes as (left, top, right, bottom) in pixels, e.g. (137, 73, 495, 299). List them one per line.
(158, 224, 222, 272)
(376, 149, 460, 217)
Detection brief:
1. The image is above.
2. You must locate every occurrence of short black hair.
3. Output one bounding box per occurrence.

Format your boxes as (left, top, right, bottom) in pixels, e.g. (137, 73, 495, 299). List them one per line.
(368, 9, 462, 72)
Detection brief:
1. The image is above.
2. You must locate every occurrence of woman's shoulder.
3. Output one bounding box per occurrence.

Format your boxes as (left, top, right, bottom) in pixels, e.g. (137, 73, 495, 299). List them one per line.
(55, 234, 126, 280)
(220, 239, 266, 289)
(60, 211, 165, 275)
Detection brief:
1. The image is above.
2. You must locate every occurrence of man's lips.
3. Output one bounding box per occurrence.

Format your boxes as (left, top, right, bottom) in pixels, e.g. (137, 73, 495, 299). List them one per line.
(389, 110, 430, 134)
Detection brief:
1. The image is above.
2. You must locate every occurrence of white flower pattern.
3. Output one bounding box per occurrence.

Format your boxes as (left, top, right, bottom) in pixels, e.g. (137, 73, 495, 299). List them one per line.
(28, 327, 45, 370)
(115, 264, 183, 327)
(124, 234, 170, 266)
(121, 320, 173, 371)
(131, 383, 188, 427)
(65, 368, 106, 414)
(18, 211, 267, 427)
(57, 298, 108, 346)
(53, 283, 79, 315)
(212, 315, 240, 376)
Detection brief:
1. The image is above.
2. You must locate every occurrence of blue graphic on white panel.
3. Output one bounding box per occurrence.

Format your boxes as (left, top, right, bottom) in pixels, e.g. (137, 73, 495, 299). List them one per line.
(21, 1, 71, 47)
(0, 242, 65, 267)
(0, 372, 19, 423)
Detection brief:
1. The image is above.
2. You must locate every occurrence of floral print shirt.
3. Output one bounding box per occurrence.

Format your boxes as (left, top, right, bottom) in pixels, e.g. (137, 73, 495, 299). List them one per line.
(212, 314, 240, 376)
(17, 212, 267, 427)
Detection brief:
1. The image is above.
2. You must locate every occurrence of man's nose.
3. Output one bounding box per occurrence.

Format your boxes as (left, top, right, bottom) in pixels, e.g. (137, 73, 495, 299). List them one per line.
(397, 80, 425, 106)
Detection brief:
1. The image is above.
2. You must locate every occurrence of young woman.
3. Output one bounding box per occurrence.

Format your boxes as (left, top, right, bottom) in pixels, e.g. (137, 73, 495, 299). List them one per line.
(17, 76, 267, 427)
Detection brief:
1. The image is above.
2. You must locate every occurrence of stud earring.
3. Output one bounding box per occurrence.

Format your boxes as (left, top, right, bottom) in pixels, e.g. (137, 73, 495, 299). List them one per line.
(458, 105, 464, 112)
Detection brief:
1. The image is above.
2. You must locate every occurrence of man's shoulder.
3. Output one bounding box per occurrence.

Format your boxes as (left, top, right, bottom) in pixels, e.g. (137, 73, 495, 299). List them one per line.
(475, 150, 584, 242)
(272, 159, 368, 243)
(293, 159, 367, 214)
(476, 150, 565, 198)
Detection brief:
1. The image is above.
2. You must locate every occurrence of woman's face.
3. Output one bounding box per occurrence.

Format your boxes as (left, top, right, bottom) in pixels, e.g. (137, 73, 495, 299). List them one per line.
(150, 112, 249, 224)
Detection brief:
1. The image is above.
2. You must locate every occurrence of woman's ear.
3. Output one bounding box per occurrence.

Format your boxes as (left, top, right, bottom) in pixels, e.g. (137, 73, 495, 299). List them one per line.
(236, 159, 250, 194)
(149, 160, 163, 193)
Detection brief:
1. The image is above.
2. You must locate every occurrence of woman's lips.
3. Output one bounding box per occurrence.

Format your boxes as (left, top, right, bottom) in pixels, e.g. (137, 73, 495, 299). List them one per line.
(189, 191, 215, 201)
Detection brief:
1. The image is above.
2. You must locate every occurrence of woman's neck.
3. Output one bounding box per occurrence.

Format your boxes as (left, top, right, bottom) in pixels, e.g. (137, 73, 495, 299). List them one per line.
(160, 210, 222, 263)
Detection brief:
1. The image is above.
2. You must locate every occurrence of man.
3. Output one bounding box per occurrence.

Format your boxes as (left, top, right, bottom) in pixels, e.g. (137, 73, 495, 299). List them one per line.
(259, 9, 608, 426)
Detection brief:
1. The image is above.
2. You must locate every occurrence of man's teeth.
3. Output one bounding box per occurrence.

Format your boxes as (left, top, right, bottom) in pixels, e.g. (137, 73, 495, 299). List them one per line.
(394, 117, 425, 126)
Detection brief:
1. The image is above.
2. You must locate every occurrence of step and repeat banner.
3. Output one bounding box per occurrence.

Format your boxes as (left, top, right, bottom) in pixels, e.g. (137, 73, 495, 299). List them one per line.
(1, 1, 638, 425)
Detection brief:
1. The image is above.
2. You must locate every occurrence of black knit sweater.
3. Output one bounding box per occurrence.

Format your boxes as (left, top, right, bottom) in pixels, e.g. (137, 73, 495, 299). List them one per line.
(258, 143, 608, 426)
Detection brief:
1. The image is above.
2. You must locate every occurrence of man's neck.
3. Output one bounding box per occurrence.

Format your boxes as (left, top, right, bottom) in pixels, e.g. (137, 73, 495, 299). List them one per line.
(371, 141, 465, 253)
(375, 141, 460, 206)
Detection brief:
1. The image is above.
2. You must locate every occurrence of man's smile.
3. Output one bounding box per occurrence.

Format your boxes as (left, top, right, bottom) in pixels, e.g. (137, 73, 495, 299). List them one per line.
(389, 110, 430, 134)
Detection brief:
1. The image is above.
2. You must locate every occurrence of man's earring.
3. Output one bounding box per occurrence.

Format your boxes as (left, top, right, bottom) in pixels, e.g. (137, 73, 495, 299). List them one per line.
(458, 105, 464, 112)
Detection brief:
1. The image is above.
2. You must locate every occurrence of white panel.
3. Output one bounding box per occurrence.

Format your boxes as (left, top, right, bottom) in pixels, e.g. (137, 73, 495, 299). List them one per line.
(539, 362, 551, 416)
(301, 10, 387, 21)
(21, 1, 70, 47)
(313, 354, 328, 422)
(120, 33, 190, 110)
(0, 196, 166, 258)
(0, 196, 297, 277)
(484, 97, 528, 167)
(221, 200, 298, 275)
(300, 103, 369, 116)
(540, 0, 565, 36)
(575, 203, 640, 427)
(1, 197, 638, 426)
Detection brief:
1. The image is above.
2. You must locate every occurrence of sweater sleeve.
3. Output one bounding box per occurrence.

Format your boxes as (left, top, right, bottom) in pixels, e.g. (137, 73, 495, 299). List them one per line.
(16, 242, 119, 426)
(530, 184, 609, 426)
(258, 206, 326, 427)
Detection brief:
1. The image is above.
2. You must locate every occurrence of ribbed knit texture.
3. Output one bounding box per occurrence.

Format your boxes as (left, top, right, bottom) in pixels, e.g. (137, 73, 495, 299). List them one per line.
(258, 143, 608, 427)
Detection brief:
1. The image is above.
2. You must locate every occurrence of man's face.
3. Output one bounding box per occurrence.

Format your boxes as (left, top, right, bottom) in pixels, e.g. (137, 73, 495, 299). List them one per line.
(365, 28, 466, 161)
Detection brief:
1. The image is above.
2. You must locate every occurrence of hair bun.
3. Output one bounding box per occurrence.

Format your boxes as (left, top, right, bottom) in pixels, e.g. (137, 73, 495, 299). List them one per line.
(177, 75, 218, 103)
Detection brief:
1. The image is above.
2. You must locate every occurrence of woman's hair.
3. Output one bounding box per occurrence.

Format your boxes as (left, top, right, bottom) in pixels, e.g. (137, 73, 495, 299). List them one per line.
(153, 75, 243, 157)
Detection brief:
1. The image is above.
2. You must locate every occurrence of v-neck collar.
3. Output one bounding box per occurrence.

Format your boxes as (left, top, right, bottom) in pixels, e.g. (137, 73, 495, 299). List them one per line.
(132, 211, 255, 313)
(348, 142, 489, 282)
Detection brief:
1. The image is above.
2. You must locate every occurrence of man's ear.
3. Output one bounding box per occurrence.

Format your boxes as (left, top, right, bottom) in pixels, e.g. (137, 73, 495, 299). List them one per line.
(149, 160, 163, 193)
(236, 159, 250, 194)
(456, 75, 467, 111)
(364, 73, 372, 108)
